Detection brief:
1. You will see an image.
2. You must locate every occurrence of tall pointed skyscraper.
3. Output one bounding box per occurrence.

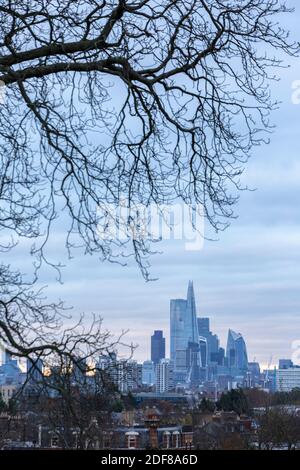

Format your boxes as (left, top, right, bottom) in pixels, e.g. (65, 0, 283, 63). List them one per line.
(170, 281, 201, 384)
(186, 281, 199, 345)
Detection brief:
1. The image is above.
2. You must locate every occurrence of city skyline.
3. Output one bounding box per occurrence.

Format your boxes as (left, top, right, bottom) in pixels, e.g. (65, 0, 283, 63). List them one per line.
(126, 281, 286, 372)
(36, 266, 299, 369)
(170, 281, 200, 381)
(1, 0, 300, 455)
(108, 278, 297, 369)
(2, 1, 299, 371)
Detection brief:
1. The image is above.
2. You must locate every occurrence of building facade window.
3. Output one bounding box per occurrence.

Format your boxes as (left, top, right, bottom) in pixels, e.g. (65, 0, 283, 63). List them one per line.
(126, 432, 139, 449)
(163, 431, 171, 449)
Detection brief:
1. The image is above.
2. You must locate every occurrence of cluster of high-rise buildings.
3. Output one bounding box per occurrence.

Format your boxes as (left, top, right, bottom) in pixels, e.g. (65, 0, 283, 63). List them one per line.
(1, 281, 300, 401)
(141, 281, 249, 393)
(137, 281, 300, 396)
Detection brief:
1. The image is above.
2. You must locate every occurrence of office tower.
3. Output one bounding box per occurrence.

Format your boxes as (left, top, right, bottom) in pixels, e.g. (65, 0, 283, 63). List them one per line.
(276, 367, 300, 392)
(279, 359, 293, 369)
(226, 329, 248, 371)
(142, 360, 156, 386)
(197, 317, 210, 334)
(170, 281, 200, 383)
(211, 347, 225, 366)
(186, 341, 202, 385)
(199, 336, 208, 368)
(198, 336, 208, 382)
(155, 359, 174, 393)
(170, 298, 188, 381)
(151, 330, 166, 365)
(197, 317, 219, 364)
(248, 362, 261, 387)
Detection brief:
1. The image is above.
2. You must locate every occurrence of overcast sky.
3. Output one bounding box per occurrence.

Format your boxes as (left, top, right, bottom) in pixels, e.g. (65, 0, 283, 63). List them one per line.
(10, 1, 300, 369)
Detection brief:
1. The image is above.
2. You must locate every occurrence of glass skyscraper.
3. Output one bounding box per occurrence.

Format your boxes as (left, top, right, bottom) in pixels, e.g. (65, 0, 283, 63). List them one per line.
(226, 329, 248, 371)
(142, 360, 156, 386)
(197, 317, 220, 365)
(170, 281, 200, 382)
(151, 330, 165, 365)
(199, 336, 208, 368)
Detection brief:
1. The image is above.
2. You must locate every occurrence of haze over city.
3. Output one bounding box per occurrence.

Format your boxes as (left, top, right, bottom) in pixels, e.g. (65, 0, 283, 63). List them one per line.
(2, 1, 300, 368)
(2, 0, 300, 456)
(13, 22, 300, 367)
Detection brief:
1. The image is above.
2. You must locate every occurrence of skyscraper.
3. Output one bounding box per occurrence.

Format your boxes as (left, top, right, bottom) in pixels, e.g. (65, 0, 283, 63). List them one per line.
(197, 317, 220, 364)
(199, 336, 208, 368)
(226, 329, 248, 371)
(248, 362, 261, 387)
(197, 317, 210, 334)
(170, 281, 200, 383)
(151, 330, 165, 365)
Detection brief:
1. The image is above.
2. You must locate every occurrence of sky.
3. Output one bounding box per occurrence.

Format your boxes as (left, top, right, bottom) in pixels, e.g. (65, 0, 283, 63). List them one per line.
(7, 1, 300, 369)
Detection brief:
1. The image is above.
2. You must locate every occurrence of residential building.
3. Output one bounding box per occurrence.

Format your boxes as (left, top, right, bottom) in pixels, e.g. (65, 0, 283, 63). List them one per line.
(155, 359, 174, 393)
(117, 360, 143, 393)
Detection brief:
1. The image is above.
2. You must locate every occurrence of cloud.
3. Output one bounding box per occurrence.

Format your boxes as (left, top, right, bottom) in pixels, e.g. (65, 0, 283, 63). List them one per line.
(2, 1, 300, 368)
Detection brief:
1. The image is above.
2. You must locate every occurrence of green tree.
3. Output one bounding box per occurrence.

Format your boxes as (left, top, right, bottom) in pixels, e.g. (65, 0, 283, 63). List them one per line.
(199, 397, 215, 413)
(217, 389, 249, 415)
